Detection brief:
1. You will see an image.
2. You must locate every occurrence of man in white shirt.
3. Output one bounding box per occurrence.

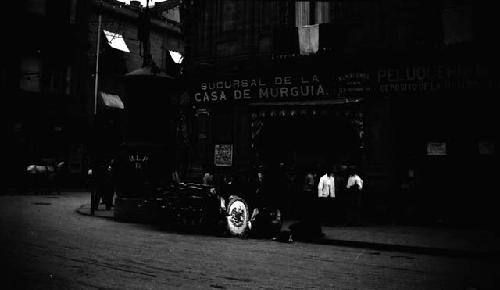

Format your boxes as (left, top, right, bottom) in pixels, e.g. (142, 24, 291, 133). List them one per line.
(318, 170, 335, 198)
(347, 174, 363, 190)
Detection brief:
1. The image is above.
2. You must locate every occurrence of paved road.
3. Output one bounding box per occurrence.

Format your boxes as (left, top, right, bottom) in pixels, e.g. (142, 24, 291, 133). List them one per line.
(1, 193, 498, 289)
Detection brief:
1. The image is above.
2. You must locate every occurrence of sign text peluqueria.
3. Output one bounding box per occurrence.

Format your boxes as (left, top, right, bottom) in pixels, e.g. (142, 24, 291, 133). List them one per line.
(193, 75, 328, 103)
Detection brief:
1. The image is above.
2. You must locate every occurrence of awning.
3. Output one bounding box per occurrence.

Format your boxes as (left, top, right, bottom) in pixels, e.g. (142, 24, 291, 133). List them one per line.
(103, 30, 130, 53)
(101, 92, 124, 109)
(169, 50, 183, 64)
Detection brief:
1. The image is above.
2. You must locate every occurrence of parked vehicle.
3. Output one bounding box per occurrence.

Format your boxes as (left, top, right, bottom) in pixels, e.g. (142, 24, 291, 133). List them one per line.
(112, 143, 250, 237)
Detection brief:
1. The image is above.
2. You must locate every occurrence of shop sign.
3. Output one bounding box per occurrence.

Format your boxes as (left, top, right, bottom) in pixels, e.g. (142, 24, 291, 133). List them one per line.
(214, 144, 233, 167)
(193, 74, 328, 103)
(335, 72, 372, 97)
(377, 64, 479, 93)
(129, 154, 150, 169)
(427, 142, 447, 156)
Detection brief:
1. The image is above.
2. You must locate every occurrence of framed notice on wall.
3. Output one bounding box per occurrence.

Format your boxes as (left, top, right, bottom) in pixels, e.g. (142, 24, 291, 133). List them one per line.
(214, 144, 233, 167)
(427, 142, 447, 156)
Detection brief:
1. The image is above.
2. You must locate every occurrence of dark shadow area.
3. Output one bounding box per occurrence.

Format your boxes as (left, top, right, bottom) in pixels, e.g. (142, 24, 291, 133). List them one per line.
(312, 238, 500, 260)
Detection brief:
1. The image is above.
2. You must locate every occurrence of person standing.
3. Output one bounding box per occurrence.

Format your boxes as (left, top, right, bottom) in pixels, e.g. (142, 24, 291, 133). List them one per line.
(302, 168, 323, 238)
(318, 168, 335, 198)
(91, 157, 114, 211)
(346, 166, 364, 225)
(317, 168, 336, 224)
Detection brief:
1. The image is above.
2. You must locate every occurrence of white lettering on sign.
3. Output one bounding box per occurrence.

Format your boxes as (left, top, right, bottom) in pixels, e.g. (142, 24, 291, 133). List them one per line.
(377, 64, 478, 93)
(194, 75, 328, 103)
(258, 84, 326, 99)
(129, 154, 149, 170)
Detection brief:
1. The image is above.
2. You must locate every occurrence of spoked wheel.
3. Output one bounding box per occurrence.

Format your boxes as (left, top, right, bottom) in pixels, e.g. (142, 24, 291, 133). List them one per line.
(226, 196, 249, 237)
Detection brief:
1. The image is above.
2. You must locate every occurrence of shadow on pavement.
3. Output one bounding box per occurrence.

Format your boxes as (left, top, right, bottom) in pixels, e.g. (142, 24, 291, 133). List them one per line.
(76, 203, 500, 259)
(313, 238, 499, 260)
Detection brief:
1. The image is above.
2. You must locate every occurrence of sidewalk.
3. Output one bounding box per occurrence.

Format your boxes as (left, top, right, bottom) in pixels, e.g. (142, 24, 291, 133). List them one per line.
(319, 225, 500, 258)
(76, 202, 500, 258)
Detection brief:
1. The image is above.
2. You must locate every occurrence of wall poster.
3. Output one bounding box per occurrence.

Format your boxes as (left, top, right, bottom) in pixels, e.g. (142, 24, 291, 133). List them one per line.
(214, 144, 233, 166)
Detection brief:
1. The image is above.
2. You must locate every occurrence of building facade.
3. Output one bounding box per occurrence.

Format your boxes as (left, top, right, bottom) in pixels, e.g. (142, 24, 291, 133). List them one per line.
(3, 0, 183, 190)
(182, 0, 498, 225)
(84, 0, 183, 170)
(4, 0, 88, 190)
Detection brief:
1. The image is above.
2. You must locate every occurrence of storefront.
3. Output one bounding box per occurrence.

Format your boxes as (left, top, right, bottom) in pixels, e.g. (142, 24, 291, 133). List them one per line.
(186, 49, 497, 225)
(375, 57, 498, 226)
(186, 68, 379, 222)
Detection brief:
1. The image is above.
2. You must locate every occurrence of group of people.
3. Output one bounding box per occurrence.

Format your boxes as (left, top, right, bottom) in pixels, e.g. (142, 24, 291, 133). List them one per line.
(243, 162, 365, 242)
(315, 165, 364, 226)
(87, 157, 115, 211)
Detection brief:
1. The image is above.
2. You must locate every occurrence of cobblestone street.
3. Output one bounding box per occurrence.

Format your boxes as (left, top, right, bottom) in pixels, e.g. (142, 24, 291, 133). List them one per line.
(1, 193, 498, 289)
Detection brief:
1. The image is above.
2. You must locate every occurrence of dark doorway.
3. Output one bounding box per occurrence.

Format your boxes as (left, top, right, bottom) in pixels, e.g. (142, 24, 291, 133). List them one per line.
(259, 113, 359, 170)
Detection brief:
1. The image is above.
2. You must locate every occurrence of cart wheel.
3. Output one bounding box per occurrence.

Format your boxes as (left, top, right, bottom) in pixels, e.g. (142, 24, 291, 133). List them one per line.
(226, 196, 249, 237)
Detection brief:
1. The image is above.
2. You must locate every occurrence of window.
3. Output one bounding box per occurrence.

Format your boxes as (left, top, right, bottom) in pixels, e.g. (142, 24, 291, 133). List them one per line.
(296, 1, 332, 26)
(69, 0, 78, 24)
(295, 1, 310, 27)
(19, 57, 42, 92)
(162, 7, 181, 23)
(24, 0, 46, 16)
(44, 65, 72, 96)
(442, 5, 473, 45)
(221, 0, 237, 32)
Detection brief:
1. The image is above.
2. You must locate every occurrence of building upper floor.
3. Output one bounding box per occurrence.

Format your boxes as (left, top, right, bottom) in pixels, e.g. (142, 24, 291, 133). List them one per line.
(182, 0, 499, 74)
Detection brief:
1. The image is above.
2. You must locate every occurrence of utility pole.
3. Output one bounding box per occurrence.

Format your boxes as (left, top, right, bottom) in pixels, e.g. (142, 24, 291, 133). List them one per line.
(93, 1, 102, 115)
(90, 1, 103, 215)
